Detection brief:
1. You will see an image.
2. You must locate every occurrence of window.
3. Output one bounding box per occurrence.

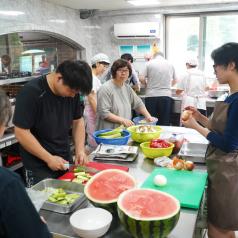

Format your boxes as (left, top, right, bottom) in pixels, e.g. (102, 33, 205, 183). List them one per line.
(166, 13, 238, 84)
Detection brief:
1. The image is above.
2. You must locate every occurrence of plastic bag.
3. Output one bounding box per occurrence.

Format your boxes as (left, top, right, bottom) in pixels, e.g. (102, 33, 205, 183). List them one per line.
(26, 188, 52, 212)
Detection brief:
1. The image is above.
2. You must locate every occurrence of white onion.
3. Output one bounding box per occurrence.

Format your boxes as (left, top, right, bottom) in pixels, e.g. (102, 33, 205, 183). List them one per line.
(153, 174, 167, 186)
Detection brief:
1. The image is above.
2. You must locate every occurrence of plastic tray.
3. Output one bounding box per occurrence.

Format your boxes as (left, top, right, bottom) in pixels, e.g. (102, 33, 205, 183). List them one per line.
(31, 178, 87, 214)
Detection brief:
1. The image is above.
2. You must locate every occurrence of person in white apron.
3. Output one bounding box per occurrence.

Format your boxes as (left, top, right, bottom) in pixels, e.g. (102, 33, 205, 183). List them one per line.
(182, 42, 238, 238)
(176, 57, 208, 116)
(84, 53, 110, 153)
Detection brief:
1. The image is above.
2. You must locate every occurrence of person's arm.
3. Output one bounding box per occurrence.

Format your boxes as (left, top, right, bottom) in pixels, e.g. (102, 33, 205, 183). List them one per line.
(185, 106, 209, 127)
(2, 174, 52, 238)
(14, 127, 67, 171)
(104, 112, 134, 127)
(136, 106, 155, 122)
(182, 116, 210, 138)
(87, 91, 97, 114)
(72, 117, 88, 165)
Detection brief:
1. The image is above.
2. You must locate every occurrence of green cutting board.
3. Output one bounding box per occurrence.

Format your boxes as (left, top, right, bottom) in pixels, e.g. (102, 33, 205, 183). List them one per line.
(141, 167, 207, 209)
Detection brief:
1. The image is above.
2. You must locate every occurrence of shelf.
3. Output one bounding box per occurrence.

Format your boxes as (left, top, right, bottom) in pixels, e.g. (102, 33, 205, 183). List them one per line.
(8, 161, 23, 171)
(0, 76, 37, 86)
(0, 133, 17, 149)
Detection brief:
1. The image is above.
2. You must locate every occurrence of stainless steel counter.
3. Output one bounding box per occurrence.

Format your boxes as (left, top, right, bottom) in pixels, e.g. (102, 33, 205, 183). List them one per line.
(40, 127, 207, 238)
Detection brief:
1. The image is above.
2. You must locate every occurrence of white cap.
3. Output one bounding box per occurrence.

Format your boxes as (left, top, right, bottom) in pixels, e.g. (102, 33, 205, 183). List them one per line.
(186, 56, 198, 66)
(91, 53, 110, 65)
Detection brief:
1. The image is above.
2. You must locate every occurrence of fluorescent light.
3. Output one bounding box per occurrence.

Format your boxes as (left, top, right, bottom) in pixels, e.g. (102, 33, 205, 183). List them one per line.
(22, 49, 45, 55)
(0, 11, 25, 16)
(49, 19, 66, 23)
(127, 0, 161, 6)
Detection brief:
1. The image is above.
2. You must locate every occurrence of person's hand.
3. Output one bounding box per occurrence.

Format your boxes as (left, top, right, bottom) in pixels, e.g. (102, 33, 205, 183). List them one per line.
(181, 114, 199, 130)
(121, 118, 134, 127)
(46, 155, 67, 171)
(75, 150, 89, 166)
(145, 116, 156, 122)
(184, 106, 202, 121)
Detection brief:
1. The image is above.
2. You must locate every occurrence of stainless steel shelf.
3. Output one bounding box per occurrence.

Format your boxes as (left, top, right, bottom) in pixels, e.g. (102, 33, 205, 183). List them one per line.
(0, 76, 36, 86)
(0, 133, 17, 149)
(8, 161, 23, 171)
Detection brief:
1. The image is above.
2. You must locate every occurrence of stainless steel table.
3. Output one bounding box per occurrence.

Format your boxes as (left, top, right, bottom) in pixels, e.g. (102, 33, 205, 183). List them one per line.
(40, 127, 207, 238)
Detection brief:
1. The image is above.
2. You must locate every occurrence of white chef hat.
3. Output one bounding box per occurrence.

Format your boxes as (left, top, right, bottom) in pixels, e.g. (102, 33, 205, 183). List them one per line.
(91, 53, 110, 65)
(186, 56, 198, 66)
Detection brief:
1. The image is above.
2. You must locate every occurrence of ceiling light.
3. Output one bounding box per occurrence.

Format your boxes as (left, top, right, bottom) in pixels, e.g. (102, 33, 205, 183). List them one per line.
(127, 0, 161, 6)
(49, 19, 66, 23)
(0, 11, 25, 16)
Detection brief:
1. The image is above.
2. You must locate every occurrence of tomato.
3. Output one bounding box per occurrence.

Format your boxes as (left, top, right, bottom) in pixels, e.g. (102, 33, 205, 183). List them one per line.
(150, 139, 171, 148)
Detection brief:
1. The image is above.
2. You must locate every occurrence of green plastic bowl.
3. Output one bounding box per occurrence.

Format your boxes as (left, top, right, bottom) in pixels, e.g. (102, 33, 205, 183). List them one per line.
(127, 125, 162, 143)
(140, 141, 174, 159)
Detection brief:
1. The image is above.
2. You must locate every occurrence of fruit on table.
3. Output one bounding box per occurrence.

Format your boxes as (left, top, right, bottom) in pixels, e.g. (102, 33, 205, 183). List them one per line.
(172, 156, 195, 171)
(84, 169, 136, 213)
(97, 126, 124, 138)
(153, 174, 167, 186)
(72, 171, 92, 184)
(47, 188, 80, 205)
(185, 161, 195, 171)
(150, 139, 171, 148)
(135, 125, 157, 133)
(181, 110, 192, 121)
(117, 188, 180, 238)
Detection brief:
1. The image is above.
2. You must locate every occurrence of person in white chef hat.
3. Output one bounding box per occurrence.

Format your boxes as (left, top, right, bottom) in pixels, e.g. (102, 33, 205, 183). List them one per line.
(84, 53, 110, 153)
(176, 54, 209, 116)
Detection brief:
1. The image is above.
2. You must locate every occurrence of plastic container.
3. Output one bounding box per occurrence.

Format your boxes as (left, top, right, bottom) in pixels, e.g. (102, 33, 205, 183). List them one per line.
(93, 129, 130, 145)
(140, 141, 174, 159)
(127, 125, 162, 143)
(133, 116, 158, 125)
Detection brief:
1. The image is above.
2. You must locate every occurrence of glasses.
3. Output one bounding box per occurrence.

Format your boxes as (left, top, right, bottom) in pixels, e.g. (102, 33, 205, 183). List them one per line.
(117, 68, 129, 73)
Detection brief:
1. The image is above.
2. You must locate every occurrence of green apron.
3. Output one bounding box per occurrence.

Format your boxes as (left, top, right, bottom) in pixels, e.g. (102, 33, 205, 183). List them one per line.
(206, 101, 238, 230)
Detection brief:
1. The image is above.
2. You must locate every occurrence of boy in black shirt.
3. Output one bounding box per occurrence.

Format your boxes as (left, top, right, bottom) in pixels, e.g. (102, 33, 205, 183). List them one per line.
(0, 89, 52, 238)
(13, 60, 92, 185)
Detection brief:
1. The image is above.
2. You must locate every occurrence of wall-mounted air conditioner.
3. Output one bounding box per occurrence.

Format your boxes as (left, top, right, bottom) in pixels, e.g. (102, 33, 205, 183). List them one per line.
(114, 22, 159, 39)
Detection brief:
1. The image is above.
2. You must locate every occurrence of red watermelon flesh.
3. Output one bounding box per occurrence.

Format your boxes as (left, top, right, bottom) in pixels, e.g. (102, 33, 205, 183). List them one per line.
(120, 189, 179, 219)
(86, 170, 136, 202)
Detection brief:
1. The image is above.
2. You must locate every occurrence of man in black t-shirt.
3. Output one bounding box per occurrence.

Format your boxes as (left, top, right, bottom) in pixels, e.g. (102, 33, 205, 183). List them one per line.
(0, 89, 52, 238)
(13, 60, 92, 186)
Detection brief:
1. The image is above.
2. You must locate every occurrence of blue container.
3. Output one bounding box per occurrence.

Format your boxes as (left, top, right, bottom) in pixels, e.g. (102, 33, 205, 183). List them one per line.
(93, 129, 131, 145)
(133, 116, 158, 125)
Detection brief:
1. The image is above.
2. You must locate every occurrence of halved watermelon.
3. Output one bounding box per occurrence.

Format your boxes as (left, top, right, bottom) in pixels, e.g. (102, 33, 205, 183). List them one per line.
(117, 188, 180, 238)
(84, 169, 136, 213)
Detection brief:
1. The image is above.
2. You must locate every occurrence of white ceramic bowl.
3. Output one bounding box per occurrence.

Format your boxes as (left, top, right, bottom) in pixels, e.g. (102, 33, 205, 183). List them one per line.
(70, 207, 112, 238)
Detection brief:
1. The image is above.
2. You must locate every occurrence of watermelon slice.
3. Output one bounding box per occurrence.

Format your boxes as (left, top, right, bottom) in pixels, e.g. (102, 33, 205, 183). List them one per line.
(84, 169, 136, 213)
(117, 188, 180, 238)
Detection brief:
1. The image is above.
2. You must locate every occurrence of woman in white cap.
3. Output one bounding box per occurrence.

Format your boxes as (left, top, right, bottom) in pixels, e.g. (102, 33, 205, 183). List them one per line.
(84, 53, 110, 153)
(176, 56, 209, 116)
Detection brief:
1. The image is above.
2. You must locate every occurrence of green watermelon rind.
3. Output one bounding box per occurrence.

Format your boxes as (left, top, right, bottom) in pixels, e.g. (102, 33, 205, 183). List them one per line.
(117, 188, 180, 238)
(84, 169, 136, 214)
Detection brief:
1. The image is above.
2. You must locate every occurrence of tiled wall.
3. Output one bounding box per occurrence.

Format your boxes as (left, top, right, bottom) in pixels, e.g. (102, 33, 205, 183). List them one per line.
(0, 0, 93, 61)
